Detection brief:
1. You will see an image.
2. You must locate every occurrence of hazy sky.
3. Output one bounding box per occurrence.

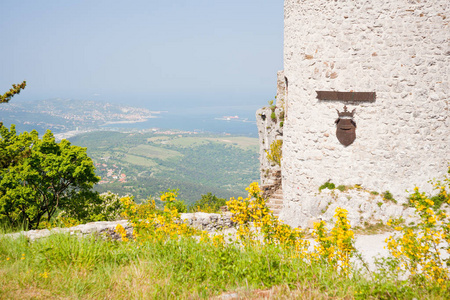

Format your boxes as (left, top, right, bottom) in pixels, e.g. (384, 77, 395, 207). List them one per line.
(1, 0, 283, 109)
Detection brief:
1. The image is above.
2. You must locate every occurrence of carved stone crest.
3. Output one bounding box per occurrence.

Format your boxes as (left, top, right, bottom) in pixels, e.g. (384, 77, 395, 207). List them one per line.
(335, 106, 356, 146)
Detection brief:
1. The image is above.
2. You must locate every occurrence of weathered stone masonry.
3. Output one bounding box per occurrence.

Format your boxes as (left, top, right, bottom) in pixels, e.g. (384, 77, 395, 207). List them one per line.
(260, 0, 449, 228)
(257, 71, 286, 215)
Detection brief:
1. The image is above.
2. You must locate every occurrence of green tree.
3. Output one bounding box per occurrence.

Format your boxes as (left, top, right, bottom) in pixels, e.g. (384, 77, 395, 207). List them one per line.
(59, 191, 124, 223)
(189, 193, 226, 213)
(0, 81, 26, 127)
(0, 81, 26, 104)
(0, 125, 99, 229)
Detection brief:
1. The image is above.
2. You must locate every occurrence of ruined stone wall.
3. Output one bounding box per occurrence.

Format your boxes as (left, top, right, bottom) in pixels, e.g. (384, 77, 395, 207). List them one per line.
(281, 0, 449, 227)
(256, 71, 286, 197)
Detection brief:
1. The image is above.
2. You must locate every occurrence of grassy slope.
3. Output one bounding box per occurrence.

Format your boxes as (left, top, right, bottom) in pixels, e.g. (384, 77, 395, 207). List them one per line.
(1, 233, 447, 300)
(128, 144, 183, 159)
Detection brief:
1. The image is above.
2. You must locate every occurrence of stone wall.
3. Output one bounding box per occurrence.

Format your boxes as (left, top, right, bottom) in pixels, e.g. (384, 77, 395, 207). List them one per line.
(281, 0, 449, 227)
(5, 213, 236, 242)
(256, 106, 283, 197)
(256, 71, 286, 198)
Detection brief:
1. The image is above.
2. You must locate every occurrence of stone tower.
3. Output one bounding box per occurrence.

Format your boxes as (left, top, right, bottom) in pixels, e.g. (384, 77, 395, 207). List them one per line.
(262, 0, 449, 227)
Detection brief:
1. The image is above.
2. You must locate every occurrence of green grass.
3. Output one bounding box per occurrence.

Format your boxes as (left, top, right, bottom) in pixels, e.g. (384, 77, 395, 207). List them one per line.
(207, 137, 259, 151)
(128, 145, 182, 160)
(162, 137, 211, 147)
(164, 136, 258, 151)
(1, 233, 448, 299)
(121, 154, 159, 167)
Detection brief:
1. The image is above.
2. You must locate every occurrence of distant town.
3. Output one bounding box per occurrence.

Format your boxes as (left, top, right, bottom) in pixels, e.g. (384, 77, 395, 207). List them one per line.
(95, 162, 127, 184)
(0, 98, 157, 134)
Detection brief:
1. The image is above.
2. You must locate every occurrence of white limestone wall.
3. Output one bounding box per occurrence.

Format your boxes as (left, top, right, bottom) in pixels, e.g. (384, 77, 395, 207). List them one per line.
(281, 0, 449, 227)
(256, 106, 283, 187)
(257, 71, 286, 188)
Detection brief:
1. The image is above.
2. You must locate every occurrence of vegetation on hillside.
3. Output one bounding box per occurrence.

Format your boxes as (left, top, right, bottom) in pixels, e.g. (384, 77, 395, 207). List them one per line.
(70, 132, 259, 204)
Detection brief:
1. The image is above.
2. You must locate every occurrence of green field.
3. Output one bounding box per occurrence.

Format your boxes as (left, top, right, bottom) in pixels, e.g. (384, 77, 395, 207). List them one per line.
(128, 144, 182, 160)
(122, 154, 159, 167)
(69, 132, 260, 204)
(164, 136, 259, 151)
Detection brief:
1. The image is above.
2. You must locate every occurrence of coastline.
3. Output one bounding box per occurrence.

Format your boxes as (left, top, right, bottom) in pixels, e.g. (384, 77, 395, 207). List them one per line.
(101, 116, 157, 125)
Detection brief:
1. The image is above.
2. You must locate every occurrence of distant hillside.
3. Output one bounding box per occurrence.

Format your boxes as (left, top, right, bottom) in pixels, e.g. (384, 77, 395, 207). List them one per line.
(0, 98, 156, 134)
(69, 131, 260, 204)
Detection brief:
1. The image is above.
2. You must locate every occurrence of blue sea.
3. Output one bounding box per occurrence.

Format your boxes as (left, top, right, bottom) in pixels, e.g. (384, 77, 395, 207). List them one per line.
(102, 105, 260, 137)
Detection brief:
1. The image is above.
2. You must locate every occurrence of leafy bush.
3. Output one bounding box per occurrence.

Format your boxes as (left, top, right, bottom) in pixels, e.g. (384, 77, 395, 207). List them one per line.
(120, 190, 194, 242)
(312, 208, 355, 276)
(408, 178, 448, 210)
(160, 189, 187, 213)
(278, 110, 285, 121)
(57, 191, 125, 225)
(337, 185, 347, 192)
(319, 181, 336, 191)
(382, 190, 397, 203)
(189, 193, 226, 213)
(265, 140, 282, 166)
(226, 182, 309, 252)
(270, 111, 277, 121)
(386, 166, 450, 290)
